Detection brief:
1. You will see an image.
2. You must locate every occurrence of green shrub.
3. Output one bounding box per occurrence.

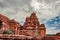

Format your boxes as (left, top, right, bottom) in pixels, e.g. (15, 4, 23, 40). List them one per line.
(3, 29, 13, 34)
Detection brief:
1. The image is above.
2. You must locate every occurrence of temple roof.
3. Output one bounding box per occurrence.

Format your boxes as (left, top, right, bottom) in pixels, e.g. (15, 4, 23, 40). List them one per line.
(40, 24, 45, 27)
(31, 12, 36, 15)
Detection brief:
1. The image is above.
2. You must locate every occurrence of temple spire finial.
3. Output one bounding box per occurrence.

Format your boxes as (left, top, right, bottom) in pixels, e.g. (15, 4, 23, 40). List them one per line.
(31, 12, 36, 16)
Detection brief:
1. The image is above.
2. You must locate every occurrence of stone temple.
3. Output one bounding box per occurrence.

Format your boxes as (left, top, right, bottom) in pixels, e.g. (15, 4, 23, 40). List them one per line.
(20, 12, 46, 39)
(0, 12, 60, 40)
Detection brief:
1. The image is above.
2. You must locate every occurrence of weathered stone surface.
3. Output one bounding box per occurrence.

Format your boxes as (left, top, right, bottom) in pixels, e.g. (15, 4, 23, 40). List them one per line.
(8, 19, 21, 35)
(0, 14, 10, 33)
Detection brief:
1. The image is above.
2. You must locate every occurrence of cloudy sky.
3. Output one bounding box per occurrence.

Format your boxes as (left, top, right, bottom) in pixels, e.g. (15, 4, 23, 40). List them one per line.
(0, 0, 60, 34)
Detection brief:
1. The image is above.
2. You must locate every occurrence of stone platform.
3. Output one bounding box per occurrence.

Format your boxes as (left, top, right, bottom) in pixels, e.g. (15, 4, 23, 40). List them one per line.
(0, 34, 39, 40)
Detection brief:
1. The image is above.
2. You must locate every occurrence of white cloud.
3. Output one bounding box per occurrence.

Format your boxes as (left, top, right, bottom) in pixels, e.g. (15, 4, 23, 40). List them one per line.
(30, 0, 60, 21)
(47, 29, 60, 34)
(46, 27, 60, 34)
(0, 0, 4, 2)
(0, 0, 60, 23)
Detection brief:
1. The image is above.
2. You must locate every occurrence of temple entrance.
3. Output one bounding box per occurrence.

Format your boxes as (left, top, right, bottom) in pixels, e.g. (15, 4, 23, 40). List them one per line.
(0, 20, 2, 25)
(0, 20, 2, 28)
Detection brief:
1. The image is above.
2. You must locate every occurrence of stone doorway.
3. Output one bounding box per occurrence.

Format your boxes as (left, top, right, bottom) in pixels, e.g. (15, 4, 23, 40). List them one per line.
(0, 20, 2, 28)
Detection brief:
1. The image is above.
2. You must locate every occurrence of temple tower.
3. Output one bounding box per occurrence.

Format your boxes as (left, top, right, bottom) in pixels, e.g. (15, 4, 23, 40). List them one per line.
(23, 12, 46, 39)
(40, 24, 46, 39)
(24, 12, 40, 29)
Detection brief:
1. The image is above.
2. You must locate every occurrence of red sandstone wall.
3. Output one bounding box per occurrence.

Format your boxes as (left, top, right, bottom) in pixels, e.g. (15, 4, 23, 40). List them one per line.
(0, 14, 21, 34)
